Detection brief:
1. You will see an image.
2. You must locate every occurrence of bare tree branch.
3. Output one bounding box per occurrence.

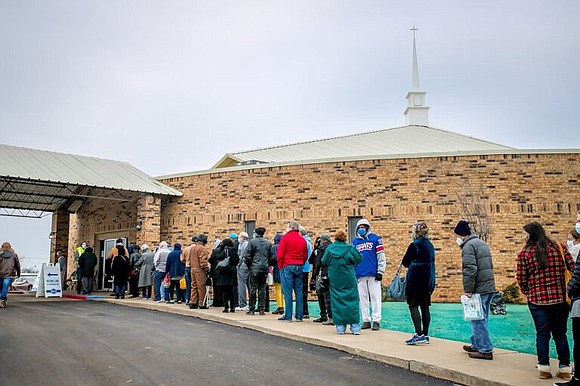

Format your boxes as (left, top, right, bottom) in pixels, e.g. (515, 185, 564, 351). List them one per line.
(456, 181, 492, 244)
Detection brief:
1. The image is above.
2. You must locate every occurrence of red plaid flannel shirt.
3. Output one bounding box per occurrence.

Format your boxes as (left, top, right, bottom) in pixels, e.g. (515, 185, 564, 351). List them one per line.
(517, 242, 574, 305)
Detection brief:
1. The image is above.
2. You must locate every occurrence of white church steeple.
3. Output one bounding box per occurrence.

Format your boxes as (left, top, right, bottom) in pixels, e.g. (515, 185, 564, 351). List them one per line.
(404, 26, 429, 126)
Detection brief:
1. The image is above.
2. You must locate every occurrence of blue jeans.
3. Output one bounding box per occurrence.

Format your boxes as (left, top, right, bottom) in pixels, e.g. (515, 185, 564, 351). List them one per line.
(281, 265, 303, 321)
(185, 267, 191, 304)
(470, 293, 494, 353)
(0, 277, 12, 300)
(528, 301, 570, 366)
(153, 271, 165, 301)
(336, 323, 361, 334)
(114, 284, 126, 297)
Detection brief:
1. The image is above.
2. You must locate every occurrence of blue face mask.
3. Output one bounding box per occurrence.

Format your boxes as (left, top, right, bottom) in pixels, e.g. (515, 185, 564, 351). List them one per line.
(357, 228, 367, 237)
(576, 223, 580, 234)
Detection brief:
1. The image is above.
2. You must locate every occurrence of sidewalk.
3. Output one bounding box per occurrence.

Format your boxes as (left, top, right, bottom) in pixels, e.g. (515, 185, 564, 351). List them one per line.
(89, 296, 567, 386)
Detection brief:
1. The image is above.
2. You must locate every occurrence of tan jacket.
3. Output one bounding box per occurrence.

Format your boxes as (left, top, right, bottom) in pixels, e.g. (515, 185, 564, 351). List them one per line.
(185, 243, 209, 272)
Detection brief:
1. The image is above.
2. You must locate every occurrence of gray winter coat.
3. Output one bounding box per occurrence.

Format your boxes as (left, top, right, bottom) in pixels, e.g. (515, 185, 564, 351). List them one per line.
(136, 251, 154, 287)
(244, 236, 272, 274)
(461, 235, 495, 294)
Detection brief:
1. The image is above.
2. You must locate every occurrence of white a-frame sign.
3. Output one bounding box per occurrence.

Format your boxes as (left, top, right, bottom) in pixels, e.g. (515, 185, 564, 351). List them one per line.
(36, 263, 62, 298)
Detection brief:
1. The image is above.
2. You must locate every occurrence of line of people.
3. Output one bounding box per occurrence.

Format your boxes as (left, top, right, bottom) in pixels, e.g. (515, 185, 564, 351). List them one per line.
(78, 212, 580, 385)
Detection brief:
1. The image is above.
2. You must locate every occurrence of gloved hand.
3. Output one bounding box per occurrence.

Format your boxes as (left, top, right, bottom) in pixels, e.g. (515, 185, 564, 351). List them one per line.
(375, 273, 383, 282)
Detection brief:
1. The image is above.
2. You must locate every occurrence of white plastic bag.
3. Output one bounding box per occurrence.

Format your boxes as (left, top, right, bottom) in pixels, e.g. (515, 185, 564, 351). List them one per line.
(266, 272, 274, 286)
(461, 293, 484, 321)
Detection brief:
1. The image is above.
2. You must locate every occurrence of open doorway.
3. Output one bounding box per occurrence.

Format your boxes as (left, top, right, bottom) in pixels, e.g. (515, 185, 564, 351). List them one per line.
(98, 237, 127, 290)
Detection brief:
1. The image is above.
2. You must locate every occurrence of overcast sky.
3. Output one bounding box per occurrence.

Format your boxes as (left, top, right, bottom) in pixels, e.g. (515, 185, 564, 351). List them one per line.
(1, 1, 579, 266)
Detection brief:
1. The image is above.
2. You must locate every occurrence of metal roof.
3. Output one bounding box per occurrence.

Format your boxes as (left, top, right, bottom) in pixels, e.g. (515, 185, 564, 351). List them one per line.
(0, 144, 181, 217)
(212, 125, 513, 168)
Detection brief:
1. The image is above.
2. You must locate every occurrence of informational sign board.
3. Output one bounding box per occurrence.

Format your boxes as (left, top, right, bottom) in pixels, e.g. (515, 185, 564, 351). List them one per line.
(35, 263, 62, 298)
(32, 272, 41, 292)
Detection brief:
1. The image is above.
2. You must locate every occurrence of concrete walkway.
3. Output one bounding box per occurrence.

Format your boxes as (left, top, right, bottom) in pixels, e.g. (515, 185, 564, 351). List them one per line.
(84, 296, 570, 386)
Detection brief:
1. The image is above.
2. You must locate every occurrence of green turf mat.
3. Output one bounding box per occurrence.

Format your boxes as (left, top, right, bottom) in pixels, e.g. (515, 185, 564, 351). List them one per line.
(280, 301, 573, 359)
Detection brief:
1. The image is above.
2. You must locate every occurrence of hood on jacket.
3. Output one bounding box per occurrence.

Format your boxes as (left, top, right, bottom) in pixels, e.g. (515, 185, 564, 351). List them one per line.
(0, 250, 14, 259)
(274, 233, 283, 244)
(355, 219, 372, 238)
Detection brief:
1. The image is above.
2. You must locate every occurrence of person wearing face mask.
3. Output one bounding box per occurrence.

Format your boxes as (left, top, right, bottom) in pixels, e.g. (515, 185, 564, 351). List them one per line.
(353, 219, 385, 331)
(454, 220, 495, 360)
(568, 229, 580, 260)
(561, 228, 580, 386)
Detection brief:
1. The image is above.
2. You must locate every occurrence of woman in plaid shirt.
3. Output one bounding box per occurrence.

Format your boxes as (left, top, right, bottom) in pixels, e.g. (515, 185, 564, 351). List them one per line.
(517, 222, 574, 381)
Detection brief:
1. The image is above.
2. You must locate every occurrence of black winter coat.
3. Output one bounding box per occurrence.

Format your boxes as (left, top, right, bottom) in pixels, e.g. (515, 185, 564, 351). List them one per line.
(244, 236, 272, 274)
(567, 254, 580, 302)
(211, 246, 239, 286)
(78, 250, 98, 278)
(402, 237, 436, 297)
(312, 242, 330, 279)
(112, 255, 130, 285)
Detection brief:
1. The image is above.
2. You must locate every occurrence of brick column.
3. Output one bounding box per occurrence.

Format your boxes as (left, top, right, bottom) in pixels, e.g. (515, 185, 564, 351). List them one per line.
(136, 194, 161, 247)
(50, 208, 70, 264)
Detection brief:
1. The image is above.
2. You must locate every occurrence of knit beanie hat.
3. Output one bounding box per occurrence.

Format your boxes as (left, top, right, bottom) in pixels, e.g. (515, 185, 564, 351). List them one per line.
(454, 220, 472, 236)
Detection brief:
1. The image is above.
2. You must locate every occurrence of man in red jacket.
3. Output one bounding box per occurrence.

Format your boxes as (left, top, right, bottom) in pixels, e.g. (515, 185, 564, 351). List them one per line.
(277, 221, 308, 322)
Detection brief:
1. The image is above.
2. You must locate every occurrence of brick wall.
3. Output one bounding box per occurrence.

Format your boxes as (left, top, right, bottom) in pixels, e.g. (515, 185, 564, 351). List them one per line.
(69, 188, 140, 263)
(156, 152, 579, 302)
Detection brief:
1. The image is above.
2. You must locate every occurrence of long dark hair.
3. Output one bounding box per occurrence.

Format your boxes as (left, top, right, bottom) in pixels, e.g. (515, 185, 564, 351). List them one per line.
(523, 222, 553, 269)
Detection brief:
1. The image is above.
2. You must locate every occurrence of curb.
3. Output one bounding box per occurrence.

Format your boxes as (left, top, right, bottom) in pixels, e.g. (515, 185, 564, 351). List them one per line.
(97, 298, 517, 386)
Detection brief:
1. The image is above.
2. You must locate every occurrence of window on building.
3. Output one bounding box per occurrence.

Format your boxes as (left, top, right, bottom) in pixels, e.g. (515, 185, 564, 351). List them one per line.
(245, 221, 256, 240)
(348, 216, 362, 243)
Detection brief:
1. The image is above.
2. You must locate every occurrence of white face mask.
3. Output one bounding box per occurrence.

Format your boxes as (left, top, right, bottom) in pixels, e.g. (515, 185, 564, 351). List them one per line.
(82, 243, 87, 248)
(456, 237, 464, 246)
(568, 240, 576, 250)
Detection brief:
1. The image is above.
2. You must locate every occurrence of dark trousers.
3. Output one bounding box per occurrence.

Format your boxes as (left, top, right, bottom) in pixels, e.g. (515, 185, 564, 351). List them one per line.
(265, 286, 270, 312)
(76, 267, 82, 294)
(212, 281, 223, 307)
(185, 267, 191, 304)
(302, 272, 310, 316)
(409, 304, 431, 336)
(573, 317, 580, 374)
(249, 272, 268, 311)
(317, 289, 332, 319)
(141, 285, 152, 298)
(221, 285, 235, 311)
(528, 301, 570, 366)
(232, 286, 239, 308)
(129, 274, 139, 297)
(166, 280, 183, 302)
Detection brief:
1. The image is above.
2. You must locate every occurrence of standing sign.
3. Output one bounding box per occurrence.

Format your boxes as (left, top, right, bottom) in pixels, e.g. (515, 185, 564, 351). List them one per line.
(35, 263, 62, 298)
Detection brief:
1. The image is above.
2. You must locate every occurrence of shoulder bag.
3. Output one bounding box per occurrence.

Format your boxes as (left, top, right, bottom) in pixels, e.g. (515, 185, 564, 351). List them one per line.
(388, 264, 407, 300)
(557, 243, 572, 305)
(216, 249, 231, 270)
